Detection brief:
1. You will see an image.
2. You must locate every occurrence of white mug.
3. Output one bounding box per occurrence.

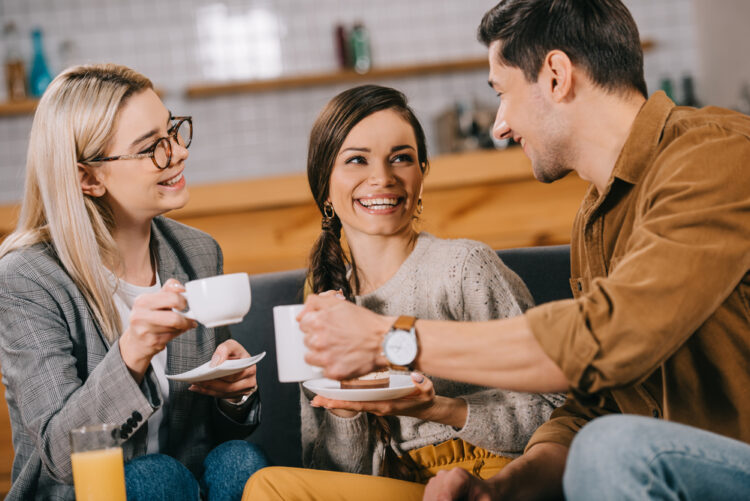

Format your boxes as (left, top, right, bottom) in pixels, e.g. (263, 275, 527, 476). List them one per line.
(273, 304, 323, 382)
(180, 273, 251, 328)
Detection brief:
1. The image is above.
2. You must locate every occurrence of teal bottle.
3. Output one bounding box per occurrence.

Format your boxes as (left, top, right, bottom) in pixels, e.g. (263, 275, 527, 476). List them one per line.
(29, 28, 53, 97)
(350, 23, 371, 74)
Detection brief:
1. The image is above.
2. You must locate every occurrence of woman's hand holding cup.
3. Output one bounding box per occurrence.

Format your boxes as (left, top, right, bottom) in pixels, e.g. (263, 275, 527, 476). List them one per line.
(119, 279, 197, 382)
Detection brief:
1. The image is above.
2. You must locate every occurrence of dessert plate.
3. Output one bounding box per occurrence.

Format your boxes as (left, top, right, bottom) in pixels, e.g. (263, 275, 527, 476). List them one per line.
(303, 374, 416, 402)
(166, 352, 266, 383)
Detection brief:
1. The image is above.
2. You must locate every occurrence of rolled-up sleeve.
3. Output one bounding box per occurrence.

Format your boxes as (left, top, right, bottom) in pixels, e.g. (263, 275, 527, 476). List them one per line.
(526, 126, 750, 396)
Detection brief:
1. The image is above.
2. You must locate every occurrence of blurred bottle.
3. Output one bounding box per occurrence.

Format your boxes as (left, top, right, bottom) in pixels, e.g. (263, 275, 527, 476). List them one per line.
(3, 21, 28, 101)
(334, 24, 350, 70)
(680, 75, 699, 107)
(29, 28, 53, 97)
(659, 77, 675, 101)
(350, 23, 371, 74)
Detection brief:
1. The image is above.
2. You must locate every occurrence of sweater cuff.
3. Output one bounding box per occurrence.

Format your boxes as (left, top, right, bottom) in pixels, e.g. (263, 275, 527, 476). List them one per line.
(454, 394, 482, 443)
(323, 410, 369, 436)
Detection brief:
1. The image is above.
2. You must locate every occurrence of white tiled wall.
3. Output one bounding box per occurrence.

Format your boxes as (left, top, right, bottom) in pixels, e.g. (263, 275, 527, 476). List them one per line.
(0, 0, 698, 204)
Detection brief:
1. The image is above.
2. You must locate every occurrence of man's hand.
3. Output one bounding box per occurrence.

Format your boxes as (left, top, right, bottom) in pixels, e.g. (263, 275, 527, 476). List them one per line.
(298, 293, 394, 380)
(423, 468, 499, 501)
(423, 442, 568, 501)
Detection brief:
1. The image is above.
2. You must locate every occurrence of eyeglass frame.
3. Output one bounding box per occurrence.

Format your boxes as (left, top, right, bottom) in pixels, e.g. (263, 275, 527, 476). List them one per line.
(87, 116, 193, 170)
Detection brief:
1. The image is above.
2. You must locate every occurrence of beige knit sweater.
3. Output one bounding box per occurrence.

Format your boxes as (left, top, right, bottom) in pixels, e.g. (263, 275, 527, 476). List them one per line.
(300, 233, 565, 475)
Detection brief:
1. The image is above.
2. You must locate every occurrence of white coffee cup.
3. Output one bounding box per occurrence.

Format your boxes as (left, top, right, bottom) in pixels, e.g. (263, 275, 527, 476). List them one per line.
(180, 273, 251, 328)
(273, 304, 324, 382)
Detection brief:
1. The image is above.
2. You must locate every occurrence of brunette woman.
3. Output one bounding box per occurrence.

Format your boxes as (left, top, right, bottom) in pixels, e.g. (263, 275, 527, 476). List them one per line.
(244, 84, 563, 500)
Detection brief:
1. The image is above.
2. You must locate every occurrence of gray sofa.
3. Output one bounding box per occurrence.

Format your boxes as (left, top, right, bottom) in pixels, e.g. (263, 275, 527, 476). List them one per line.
(230, 244, 572, 467)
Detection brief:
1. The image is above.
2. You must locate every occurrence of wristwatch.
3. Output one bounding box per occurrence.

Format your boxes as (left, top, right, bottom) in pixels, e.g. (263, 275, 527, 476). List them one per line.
(382, 315, 419, 370)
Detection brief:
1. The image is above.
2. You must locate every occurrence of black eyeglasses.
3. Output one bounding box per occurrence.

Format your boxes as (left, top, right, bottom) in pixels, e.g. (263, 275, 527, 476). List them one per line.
(89, 116, 193, 170)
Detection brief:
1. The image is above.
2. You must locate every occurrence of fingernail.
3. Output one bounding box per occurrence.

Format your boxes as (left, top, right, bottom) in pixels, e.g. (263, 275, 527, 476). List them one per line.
(412, 372, 424, 383)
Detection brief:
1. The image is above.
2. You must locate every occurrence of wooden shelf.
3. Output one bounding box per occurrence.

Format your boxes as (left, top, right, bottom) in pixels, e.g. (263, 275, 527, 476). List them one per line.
(0, 40, 655, 112)
(0, 89, 165, 117)
(186, 57, 490, 98)
(186, 39, 655, 99)
(0, 98, 39, 117)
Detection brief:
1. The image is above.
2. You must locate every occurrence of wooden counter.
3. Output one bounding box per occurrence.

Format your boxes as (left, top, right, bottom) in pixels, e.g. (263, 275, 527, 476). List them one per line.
(0, 148, 589, 274)
(171, 148, 588, 274)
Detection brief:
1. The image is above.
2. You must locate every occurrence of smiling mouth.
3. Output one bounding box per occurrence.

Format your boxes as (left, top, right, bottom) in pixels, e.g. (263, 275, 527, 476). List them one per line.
(159, 171, 183, 186)
(356, 197, 402, 210)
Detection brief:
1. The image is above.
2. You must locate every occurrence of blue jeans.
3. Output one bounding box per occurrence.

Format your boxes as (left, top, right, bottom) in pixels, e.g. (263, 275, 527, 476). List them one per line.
(124, 440, 269, 501)
(564, 415, 750, 501)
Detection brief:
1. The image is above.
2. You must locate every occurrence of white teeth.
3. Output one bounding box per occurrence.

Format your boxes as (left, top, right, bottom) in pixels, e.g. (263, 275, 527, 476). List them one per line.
(359, 197, 398, 208)
(161, 172, 183, 186)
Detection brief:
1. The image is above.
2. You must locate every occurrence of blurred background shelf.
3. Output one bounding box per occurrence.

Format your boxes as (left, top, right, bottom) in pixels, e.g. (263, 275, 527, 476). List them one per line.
(0, 98, 38, 116)
(0, 42, 654, 114)
(186, 57, 490, 98)
(186, 40, 653, 99)
(0, 89, 165, 117)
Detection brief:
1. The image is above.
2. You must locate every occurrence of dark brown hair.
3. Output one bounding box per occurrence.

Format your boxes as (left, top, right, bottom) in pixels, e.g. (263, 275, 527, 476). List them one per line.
(307, 84, 428, 301)
(478, 0, 647, 98)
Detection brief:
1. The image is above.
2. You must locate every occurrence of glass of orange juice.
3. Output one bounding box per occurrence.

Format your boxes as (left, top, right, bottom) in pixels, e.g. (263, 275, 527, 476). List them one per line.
(70, 423, 127, 501)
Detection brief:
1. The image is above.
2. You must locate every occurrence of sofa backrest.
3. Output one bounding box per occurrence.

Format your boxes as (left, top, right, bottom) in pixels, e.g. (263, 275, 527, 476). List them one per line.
(230, 244, 572, 467)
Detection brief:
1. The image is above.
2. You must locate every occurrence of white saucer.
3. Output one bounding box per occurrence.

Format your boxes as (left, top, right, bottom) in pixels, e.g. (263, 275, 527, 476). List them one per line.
(303, 374, 416, 402)
(166, 352, 266, 383)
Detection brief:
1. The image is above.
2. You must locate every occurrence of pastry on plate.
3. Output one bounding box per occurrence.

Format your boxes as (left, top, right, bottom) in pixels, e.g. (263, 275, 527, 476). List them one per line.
(340, 370, 390, 389)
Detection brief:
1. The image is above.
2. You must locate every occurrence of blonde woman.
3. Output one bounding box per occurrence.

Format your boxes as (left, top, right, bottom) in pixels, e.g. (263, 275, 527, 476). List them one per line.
(244, 85, 563, 499)
(0, 64, 267, 501)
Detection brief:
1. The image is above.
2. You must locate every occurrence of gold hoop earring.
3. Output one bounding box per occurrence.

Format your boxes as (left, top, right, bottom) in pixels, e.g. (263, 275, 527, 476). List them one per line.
(416, 198, 423, 215)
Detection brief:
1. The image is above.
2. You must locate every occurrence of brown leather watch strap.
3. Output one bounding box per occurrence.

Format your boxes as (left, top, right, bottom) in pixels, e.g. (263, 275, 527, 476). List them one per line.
(392, 315, 416, 331)
(386, 316, 418, 371)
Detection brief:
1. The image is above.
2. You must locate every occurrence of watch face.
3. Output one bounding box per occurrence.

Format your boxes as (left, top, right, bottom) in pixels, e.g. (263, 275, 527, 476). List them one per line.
(385, 330, 418, 366)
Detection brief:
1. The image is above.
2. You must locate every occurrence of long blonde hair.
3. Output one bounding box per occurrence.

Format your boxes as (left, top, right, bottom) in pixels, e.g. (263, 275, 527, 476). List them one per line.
(0, 63, 153, 342)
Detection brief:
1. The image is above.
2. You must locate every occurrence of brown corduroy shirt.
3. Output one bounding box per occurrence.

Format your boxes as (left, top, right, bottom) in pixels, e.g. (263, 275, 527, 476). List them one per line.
(524, 91, 750, 451)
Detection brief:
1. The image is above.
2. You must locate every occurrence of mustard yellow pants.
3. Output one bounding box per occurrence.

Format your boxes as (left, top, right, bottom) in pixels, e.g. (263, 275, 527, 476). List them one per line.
(242, 439, 512, 500)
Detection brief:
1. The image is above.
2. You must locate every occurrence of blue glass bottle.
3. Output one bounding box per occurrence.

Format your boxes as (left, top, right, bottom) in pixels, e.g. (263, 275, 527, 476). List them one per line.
(29, 28, 53, 97)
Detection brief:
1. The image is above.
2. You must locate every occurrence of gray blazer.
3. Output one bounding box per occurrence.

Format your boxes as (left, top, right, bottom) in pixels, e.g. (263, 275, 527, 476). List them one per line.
(0, 217, 260, 500)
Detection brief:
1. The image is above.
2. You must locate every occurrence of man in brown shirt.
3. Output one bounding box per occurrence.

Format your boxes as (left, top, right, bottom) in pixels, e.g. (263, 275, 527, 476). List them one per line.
(297, 0, 750, 499)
